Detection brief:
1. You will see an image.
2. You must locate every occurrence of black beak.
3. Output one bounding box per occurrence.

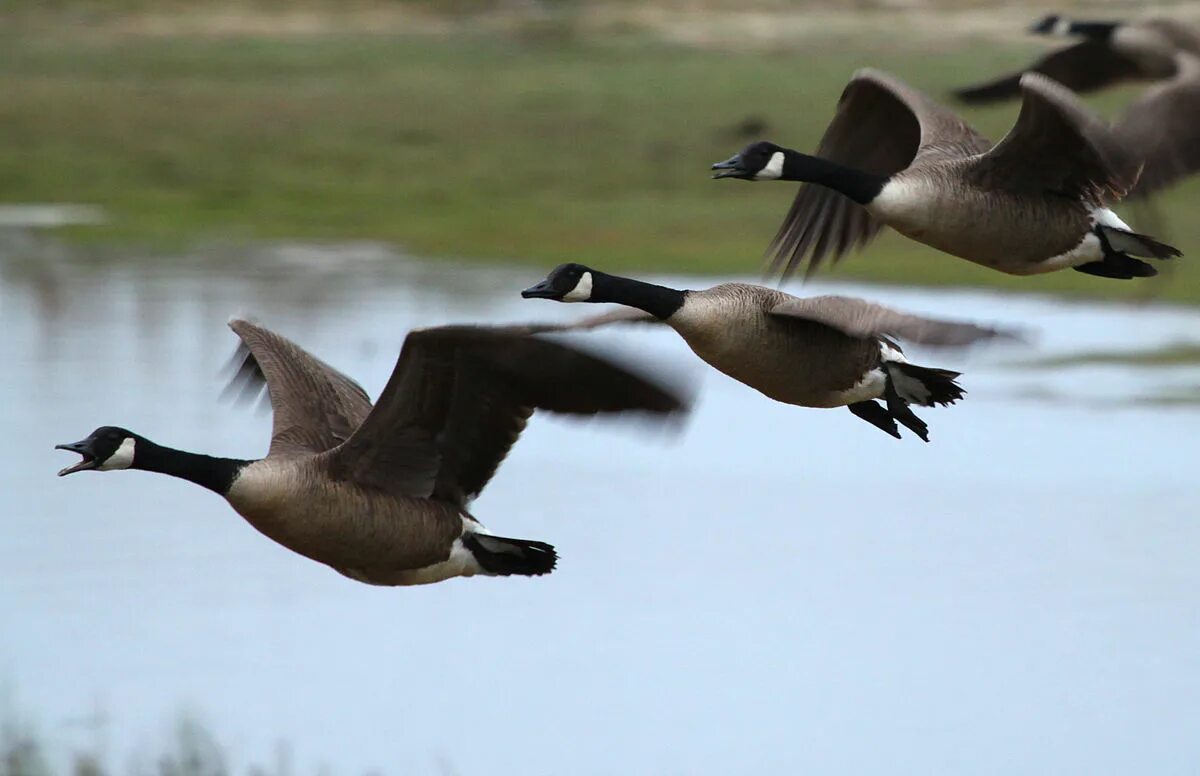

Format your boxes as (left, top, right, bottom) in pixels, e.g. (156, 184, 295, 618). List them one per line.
(55, 439, 97, 476)
(711, 154, 747, 179)
(521, 279, 558, 299)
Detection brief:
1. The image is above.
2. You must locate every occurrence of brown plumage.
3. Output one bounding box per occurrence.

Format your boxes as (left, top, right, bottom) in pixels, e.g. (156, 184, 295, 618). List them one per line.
(955, 17, 1200, 104)
(955, 17, 1200, 200)
(522, 264, 1017, 441)
(56, 319, 689, 586)
(711, 69, 1178, 281)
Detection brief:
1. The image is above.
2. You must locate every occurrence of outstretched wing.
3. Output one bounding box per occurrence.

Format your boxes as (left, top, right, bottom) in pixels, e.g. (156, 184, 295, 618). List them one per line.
(769, 69, 990, 280)
(325, 326, 688, 505)
(226, 319, 373, 458)
(1119, 54, 1200, 199)
(515, 308, 662, 333)
(954, 41, 1144, 104)
(965, 73, 1140, 202)
(768, 295, 1020, 346)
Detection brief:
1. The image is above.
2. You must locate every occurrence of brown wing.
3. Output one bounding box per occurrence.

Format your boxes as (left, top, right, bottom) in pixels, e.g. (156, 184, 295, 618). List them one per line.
(226, 319, 374, 458)
(768, 295, 1020, 347)
(1119, 55, 1200, 199)
(769, 69, 990, 280)
(954, 41, 1145, 104)
(964, 73, 1140, 202)
(325, 326, 688, 504)
(1140, 18, 1200, 57)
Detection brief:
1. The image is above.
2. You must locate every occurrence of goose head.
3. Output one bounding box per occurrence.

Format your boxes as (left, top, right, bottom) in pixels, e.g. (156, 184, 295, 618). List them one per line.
(711, 141, 787, 181)
(521, 263, 597, 303)
(56, 426, 140, 476)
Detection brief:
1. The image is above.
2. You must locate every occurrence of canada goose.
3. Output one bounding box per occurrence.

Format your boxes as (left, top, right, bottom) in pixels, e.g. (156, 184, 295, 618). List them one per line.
(55, 319, 688, 586)
(1112, 51, 1200, 199)
(710, 69, 1181, 281)
(521, 263, 1014, 442)
(954, 16, 1200, 104)
(955, 17, 1200, 201)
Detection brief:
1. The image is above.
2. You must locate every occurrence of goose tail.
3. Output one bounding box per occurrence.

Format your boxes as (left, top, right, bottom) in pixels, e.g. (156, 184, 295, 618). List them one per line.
(883, 362, 965, 408)
(461, 533, 558, 577)
(1096, 226, 1181, 261)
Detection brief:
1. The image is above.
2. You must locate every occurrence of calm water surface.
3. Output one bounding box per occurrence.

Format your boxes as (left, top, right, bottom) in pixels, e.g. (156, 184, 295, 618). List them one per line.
(2, 241, 1199, 775)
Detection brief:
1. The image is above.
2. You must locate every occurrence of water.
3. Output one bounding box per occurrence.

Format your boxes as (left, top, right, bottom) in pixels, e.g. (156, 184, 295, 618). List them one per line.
(2, 241, 1199, 775)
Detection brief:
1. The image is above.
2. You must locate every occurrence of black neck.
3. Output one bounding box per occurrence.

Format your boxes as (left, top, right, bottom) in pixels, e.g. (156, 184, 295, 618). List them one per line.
(1068, 20, 1119, 40)
(779, 150, 888, 205)
(134, 439, 251, 495)
(588, 272, 686, 319)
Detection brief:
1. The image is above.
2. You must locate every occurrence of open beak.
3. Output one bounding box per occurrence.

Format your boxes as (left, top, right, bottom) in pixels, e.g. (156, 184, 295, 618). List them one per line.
(55, 440, 98, 476)
(521, 279, 558, 299)
(711, 154, 748, 179)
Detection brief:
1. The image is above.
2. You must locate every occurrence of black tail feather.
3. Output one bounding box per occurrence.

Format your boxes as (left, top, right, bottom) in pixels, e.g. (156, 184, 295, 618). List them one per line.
(462, 533, 557, 577)
(885, 362, 965, 407)
(1097, 225, 1180, 260)
(1076, 225, 1176, 279)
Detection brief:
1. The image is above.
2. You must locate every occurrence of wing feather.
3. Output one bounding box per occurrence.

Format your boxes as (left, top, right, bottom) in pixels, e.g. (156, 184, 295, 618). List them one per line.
(226, 319, 373, 458)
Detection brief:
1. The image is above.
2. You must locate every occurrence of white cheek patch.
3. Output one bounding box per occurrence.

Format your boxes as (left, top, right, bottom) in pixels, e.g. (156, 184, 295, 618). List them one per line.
(562, 271, 593, 302)
(98, 437, 136, 471)
(755, 151, 785, 180)
(1053, 17, 1072, 36)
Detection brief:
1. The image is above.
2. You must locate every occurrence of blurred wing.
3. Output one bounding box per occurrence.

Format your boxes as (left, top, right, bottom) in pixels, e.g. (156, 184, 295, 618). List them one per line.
(327, 326, 688, 504)
(768, 295, 1018, 346)
(769, 69, 989, 280)
(1119, 56, 1200, 199)
(966, 73, 1140, 202)
(954, 41, 1144, 104)
(226, 319, 373, 458)
(515, 308, 662, 333)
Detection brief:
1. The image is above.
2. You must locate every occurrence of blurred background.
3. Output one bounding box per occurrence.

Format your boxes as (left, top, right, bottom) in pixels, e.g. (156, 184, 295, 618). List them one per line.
(3, 1, 1200, 774)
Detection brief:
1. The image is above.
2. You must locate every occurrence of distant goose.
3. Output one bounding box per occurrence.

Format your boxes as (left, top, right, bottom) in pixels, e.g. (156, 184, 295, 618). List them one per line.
(954, 15, 1200, 104)
(522, 264, 1015, 442)
(1112, 51, 1200, 199)
(710, 69, 1181, 281)
(955, 16, 1200, 201)
(56, 319, 688, 585)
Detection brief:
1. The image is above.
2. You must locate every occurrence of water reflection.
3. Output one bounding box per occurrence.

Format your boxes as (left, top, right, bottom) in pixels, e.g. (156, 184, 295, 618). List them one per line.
(3, 238, 1200, 775)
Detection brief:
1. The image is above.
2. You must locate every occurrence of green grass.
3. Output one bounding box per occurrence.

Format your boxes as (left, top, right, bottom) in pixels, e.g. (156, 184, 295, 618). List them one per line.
(3, 25, 1200, 301)
(1015, 343, 1200, 369)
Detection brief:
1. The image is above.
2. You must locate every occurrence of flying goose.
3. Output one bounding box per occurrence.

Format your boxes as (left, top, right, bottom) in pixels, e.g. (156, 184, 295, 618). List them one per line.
(710, 69, 1181, 281)
(955, 17, 1200, 201)
(55, 319, 688, 586)
(1111, 51, 1200, 199)
(522, 263, 1015, 442)
(954, 15, 1200, 104)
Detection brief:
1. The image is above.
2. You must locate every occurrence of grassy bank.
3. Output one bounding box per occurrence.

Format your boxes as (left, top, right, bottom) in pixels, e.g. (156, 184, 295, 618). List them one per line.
(2, 20, 1199, 302)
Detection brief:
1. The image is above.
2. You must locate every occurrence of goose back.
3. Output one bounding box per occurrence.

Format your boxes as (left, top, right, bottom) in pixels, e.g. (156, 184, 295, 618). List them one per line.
(667, 284, 883, 406)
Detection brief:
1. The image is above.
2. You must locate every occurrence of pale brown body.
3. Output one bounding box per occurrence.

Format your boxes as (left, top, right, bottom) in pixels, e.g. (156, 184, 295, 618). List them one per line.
(868, 168, 1097, 273)
(766, 70, 1146, 279)
(227, 457, 466, 585)
(666, 285, 883, 407)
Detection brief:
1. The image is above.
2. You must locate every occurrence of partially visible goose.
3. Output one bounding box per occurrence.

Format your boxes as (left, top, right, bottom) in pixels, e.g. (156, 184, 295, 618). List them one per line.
(522, 263, 1015, 442)
(954, 16, 1200, 104)
(710, 69, 1181, 281)
(1113, 51, 1200, 199)
(55, 319, 688, 586)
(954, 16, 1200, 201)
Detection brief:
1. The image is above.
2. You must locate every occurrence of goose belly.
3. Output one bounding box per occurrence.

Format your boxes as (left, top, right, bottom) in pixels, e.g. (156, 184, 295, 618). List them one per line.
(870, 179, 1096, 273)
(225, 461, 468, 583)
(675, 323, 882, 408)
